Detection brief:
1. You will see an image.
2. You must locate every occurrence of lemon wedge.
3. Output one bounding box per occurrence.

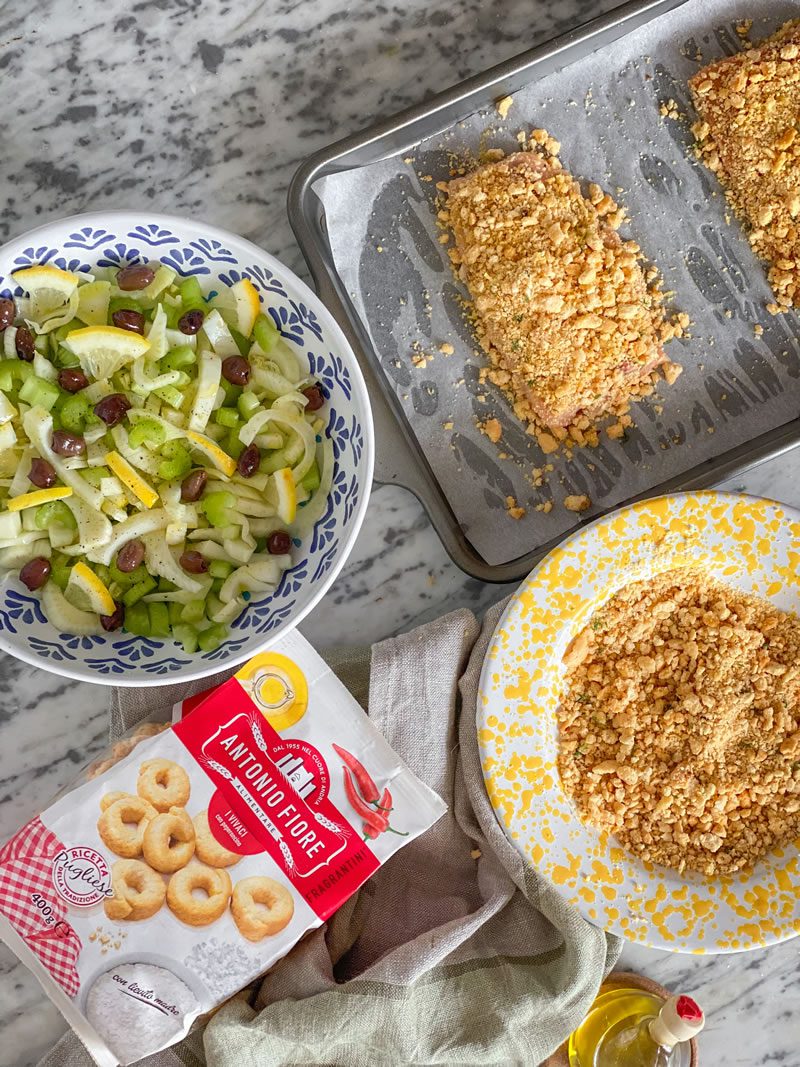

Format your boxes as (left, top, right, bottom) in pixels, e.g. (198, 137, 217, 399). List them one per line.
(11, 264, 79, 322)
(76, 280, 111, 326)
(105, 451, 159, 508)
(230, 279, 261, 337)
(63, 325, 150, 380)
(65, 560, 116, 615)
(185, 430, 237, 476)
(7, 486, 73, 512)
(272, 467, 297, 524)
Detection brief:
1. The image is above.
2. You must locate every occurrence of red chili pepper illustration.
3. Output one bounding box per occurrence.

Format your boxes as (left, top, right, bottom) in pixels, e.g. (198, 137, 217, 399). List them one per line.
(343, 767, 388, 834)
(332, 744, 380, 803)
(376, 787, 392, 813)
(363, 821, 381, 841)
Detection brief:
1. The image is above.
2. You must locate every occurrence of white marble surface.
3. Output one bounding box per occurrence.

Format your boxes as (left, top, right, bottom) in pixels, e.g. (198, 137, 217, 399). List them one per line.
(1, 0, 799, 1064)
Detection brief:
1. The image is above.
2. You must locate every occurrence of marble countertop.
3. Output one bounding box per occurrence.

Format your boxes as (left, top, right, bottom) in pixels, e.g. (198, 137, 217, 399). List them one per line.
(1, 0, 799, 1063)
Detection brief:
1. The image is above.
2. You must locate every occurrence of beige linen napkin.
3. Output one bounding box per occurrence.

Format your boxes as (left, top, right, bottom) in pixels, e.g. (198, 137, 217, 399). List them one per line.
(40, 601, 620, 1067)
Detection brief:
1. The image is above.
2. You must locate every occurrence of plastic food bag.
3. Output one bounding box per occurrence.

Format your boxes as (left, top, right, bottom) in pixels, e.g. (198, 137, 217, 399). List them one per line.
(0, 632, 446, 1066)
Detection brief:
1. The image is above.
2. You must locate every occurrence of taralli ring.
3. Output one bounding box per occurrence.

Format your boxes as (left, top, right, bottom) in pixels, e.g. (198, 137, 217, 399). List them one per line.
(167, 861, 232, 926)
(231, 876, 294, 941)
(97, 796, 158, 858)
(143, 807, 196, 873)
(99, 790, 135, 813)
(137, 759, 191, 812)
(193, 811, 241, 868)
(104, 859, 166, 921)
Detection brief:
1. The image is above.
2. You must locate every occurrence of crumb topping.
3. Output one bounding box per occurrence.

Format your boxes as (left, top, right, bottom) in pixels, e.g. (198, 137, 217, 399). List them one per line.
(558, 568, 800, 875)
(690, 21, 800, 309)
(443, 142, 678, 436)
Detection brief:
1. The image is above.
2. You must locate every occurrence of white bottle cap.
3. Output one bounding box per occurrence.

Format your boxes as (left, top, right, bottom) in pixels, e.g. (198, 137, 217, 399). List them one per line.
(649, 994, 705, 1048)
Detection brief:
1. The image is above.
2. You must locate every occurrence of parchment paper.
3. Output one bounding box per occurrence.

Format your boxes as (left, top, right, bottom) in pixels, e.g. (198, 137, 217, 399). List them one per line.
(318, 0, 800, 566)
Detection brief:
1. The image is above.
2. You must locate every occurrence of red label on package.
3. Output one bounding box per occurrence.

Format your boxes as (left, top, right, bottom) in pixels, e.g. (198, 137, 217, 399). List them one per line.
(174, 679, 379, 919)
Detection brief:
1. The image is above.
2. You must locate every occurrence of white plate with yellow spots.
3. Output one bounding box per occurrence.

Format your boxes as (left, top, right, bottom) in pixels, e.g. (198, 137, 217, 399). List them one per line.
(478, 491, 800, 954)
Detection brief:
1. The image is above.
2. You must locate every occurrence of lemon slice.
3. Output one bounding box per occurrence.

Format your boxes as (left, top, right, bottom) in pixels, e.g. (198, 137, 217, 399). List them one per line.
(272, 467, 297, 524)
(105, 451, 159, 508)
(185, 430, 237, 476)
(12, 264, 79, 322)
(76, 280, 111, 326)
(6, 486, 73, 512)
(65, 560, 116, 615)
(229, 279, 261, 337)
(63, 325, 150, 380)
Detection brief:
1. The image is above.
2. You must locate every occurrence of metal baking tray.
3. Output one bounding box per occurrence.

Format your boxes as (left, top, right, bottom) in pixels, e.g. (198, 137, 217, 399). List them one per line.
(289, 0, 800, 583)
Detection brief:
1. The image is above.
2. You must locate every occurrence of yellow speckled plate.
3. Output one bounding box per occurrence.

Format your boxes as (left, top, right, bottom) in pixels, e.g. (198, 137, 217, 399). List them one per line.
(478, 491, 800, 954)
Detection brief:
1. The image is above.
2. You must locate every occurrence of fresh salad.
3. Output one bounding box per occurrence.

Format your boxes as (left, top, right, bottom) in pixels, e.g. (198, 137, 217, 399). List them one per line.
(0, 260, 332, 652)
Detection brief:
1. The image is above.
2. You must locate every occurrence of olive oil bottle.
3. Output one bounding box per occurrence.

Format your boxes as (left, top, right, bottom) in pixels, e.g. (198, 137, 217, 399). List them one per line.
(568, 986, 704, 1067)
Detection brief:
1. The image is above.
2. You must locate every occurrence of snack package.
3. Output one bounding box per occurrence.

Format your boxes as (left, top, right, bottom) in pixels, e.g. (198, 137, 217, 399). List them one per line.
(0, 632, 446, 1066)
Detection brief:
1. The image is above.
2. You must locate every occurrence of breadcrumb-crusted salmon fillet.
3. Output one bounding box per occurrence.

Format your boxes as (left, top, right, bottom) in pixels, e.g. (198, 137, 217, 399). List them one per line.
(690, 21, 800, 311)
(443, 149, 673, 433)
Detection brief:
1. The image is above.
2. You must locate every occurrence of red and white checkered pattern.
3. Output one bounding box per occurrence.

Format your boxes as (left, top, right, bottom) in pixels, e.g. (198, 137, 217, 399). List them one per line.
(0, 817, 82, 997)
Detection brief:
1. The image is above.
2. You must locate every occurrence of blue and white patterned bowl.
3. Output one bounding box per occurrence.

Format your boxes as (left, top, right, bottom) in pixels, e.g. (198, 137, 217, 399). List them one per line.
(0, 212, 374, 686)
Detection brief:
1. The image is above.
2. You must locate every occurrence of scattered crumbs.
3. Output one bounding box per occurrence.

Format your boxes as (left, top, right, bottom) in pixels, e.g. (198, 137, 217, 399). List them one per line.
(659, 98, 682, 120)
(754, 324, 764, 337)
(767, 302, 781, 315)
(498, 450, 509, 460)
(470, 848, 482, 859)
(443, 419, 454, 430)
(438, 233, 450, 244)
(531, 465, 544, 488)
(564, 494, 591, 513)
(735, 18, 752, 37)
(483, 147, 505, 163)
(376, 245, 383, 253)
(505, 494, 526, 520)
(480, 417, 502, 443)
(606, 421, 626, 440)
(707, 426, 715, 434)
(426, 571, 436, 586)
(439, 341, 455, 355)
(724, 308, 733, 318)
(535, 430, 559, 455)
(403, 156, 415, 164)
(420, 174, 433, 183)
(535, 500, 554, 514)
(654, 404, 664, 416)
(411, 352, 428, 369)
(495, 94, 513, 120)
(662, 360, 683, 385)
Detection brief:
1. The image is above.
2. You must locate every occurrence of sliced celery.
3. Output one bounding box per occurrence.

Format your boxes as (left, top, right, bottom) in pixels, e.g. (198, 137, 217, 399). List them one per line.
(253, 313, 279, 351)
(155, 384, 184, 409)
(122, 574, 157, 607)
(124, 601, 150, 635)
(168, 601, 184, 627)
(179, 277, 204, 307)
(35, 500, 77, 531)
(160, 345, 196, 373)
(148, 602, 170, 637)
(220, 379, 242, 408)
(203, 491, 236, 528)
(19, 375, 60, 411)
(237, 391, 260, 421)
(158, 439, 192, 480)
(198, 622, 227, 653)
(60, 393, 91, 433)
(128, 418, 167, 449)
(208, 559, 234, 579)
(300, 460, 321, 492)
(172, 623, 199, 653)
(214, 407, 240, 429)
(181, 599, 206, 624)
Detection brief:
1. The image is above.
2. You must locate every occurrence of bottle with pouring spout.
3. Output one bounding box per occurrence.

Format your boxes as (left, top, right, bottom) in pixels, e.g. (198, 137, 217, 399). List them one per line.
(568, 987, 704, 1067)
